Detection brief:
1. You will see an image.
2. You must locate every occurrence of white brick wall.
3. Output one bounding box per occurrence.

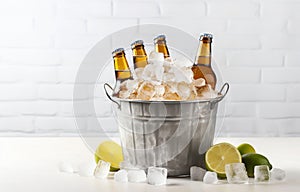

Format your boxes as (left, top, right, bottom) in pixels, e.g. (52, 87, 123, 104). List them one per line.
(0, 0, 299, 137)
(207, 1, 260, 18)
(113, 0, 160, 17)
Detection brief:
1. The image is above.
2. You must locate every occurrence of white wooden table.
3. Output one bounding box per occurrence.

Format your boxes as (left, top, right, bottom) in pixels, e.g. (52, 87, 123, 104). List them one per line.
(0, 137, 299, 192)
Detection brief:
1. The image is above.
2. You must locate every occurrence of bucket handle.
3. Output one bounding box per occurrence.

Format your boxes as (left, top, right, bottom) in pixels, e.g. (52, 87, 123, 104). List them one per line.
(103, 83, 121, 109)
(209, 83, 230, 108)
(219, 82, 230, 101)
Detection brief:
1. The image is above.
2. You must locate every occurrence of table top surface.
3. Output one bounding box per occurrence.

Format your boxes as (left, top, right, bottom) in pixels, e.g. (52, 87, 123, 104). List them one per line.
(0, 137, 299, 192)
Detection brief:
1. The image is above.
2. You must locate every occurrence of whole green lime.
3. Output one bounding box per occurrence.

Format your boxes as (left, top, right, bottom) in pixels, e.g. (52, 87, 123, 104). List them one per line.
(237, 143, 256, 155)
(242, 153, 272, 177)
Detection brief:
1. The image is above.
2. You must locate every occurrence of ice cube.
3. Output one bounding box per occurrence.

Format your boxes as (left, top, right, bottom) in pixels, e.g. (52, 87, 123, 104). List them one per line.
(128, 170, 147, 183)
(193, 78, 206, 88)
(141, 65, 153, 81)
(114, 170, 128, 183)
(134, 68, 144, 80)
(270, 168, 286, 181)
(142, 55, 164, 82)
(147, 167, 168, 186)
(148, 51, 164, 64)
(225, 163, 249, 184)
(78, 161, 96, 177)
(190, 166, 206, 181)
(118, 90, 131, 99)
(163, 62, 172, 73)
(196, 84, 218, 99)
(254, 165, 270, 182)
(203, 171, 218, 184)
(126, 79, 140, 92)
(154, 85, 165, 97)
(173, 57, 193, 67)
(163, 84, 181, 100)
(94, 160, 111, 179)
(153, 64, 164, 82)
(177, 82, 192, 100)
(136, 82, 156, 100)
(172, 66, 193, 83)
(163, 72, 175, 82)
(58, 161, 74, 173)
(164, 57, 174, 65)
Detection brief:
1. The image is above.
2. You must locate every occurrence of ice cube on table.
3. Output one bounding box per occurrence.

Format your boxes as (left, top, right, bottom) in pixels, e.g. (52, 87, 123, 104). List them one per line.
(254, 165, 270, 182)
(225, 163, 249, 184)
(190, 166, 206, 181)
(78, 161, 96, 177)
(94, 160, 111, 179)
(58, 161, 74, 173)
(203, 171, 218, 184)
(147, 167, 168, 186)
(114, 170, 128, 183)
(270, 168, 286, 181)
(128, 170, 147, 183)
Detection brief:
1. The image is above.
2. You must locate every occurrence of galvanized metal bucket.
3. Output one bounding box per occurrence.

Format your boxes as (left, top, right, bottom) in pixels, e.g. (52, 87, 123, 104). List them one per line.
(104, 83, 229, 176)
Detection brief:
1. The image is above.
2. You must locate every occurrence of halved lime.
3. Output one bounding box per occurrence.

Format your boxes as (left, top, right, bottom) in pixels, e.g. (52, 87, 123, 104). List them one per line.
(205, 142, 242, 178)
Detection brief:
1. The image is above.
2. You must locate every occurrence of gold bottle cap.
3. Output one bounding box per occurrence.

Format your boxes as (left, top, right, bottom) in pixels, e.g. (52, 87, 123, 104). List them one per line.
(131, 40, 144, 49)
(153, 34, 166, 44)
(200, 33, 213, 42)
(112, 48, 125, 56)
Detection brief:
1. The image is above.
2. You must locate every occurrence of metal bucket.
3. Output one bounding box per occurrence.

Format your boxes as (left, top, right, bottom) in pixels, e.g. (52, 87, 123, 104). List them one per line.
(104, 83, 229, 176)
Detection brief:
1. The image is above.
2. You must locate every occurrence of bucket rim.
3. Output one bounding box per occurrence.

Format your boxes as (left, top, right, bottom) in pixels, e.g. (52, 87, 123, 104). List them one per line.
(112, 94, 224, 104)
(104, 83, 229, 107)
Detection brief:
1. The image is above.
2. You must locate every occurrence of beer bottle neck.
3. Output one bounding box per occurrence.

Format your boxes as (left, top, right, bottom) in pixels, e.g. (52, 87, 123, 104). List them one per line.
(132, 45, 148, 69)
(132, 46, 147, 56)
(113, 55, 129, 70)
(194, 41, 211, 66)
(155, 42, 170, 58)
(113, 54, 132, 81)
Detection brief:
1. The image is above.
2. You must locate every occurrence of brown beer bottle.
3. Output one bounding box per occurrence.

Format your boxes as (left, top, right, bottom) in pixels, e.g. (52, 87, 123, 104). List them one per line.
(154, 35, 170, 58)
(192, 33, 217, 89)
(131, 40, 148, 69)
(112, 48, 132, 82)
